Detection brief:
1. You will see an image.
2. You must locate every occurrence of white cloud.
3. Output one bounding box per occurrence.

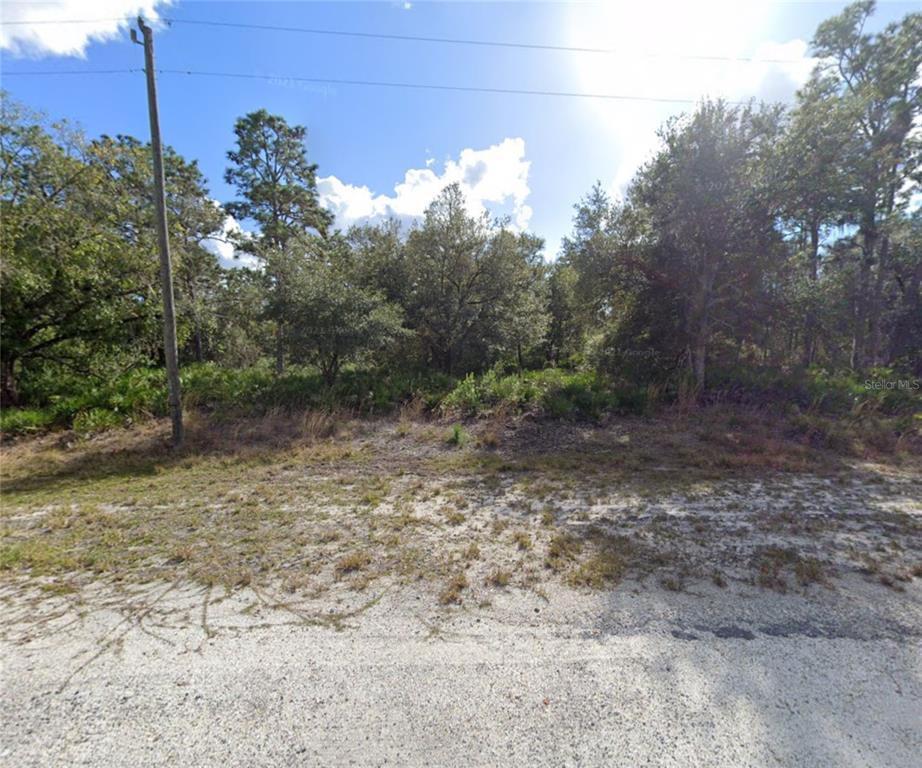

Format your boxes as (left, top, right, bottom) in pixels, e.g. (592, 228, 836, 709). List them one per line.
(0, 1, 170, 58)
(202, 211, 259, 270)
(318, 137, 533, 231)
(566, 1, 817, 196)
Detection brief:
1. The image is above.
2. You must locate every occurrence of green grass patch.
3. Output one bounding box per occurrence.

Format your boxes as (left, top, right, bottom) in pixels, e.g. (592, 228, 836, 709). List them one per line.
(442, 367, 646, 419)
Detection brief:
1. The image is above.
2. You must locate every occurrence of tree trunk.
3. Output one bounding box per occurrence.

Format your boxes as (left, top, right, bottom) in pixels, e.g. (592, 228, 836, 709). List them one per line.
(889, 259, 922, 374)
(321, 355, 339, 387)
(0, 357, 18, 408)
(691, 333, 707, 392)
(444, 345, 453, 377)
(802, 221, 820, 367)
(192, 322, 204, 363)
(851, 228, 874, 371)
(867, 233, 890, 368)
(686, 304, 709, 392)
(687, 261, 715, 394)
(275, 323, 285, 376)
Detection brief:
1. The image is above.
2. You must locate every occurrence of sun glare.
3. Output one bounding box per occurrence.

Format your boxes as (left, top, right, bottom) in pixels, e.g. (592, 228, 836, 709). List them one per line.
(565, 1, 813, 194)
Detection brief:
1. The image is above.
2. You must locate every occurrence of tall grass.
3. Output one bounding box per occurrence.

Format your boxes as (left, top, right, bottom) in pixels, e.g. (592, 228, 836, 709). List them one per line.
(0, 363, 454, 436)
(441, 368, 647, 418)
(1, 361, 918, 439)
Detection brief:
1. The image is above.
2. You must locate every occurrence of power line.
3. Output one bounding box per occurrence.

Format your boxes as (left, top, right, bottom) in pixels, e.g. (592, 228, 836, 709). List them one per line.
(2, 67, 748, 105)
(0, 18, 124, 23)
(0, 15, 810, 64)
(2, 68, 141, 75)
(164, 17, 805, 64)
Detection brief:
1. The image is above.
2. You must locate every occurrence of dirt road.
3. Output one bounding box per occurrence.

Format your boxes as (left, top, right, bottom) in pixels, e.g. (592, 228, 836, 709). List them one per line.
(3, 576, 920, 767)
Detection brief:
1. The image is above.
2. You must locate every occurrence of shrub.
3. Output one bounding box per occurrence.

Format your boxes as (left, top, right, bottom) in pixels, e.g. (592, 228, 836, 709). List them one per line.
(1, 363, 458, 437)
(72, 408, 127, 435)
(439, 572, 468, 604)
(447, 423, 469, 447)
(707, 365, 921, 418)
(441, 367, 644, 419)
(0, 408, 57, 435)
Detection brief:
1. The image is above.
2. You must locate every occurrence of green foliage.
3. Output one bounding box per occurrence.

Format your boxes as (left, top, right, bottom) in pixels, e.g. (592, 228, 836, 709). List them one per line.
(402, 184, 550, 375)
(0, 363, 457, 436)
(0, 103, 157, 404)
(704, 365, 921, 418)
(224, 109, 331, 249)
(442, 368, 643, 419)
(3, 3, 921, 437)
(545, 262, 586, 366)
(808, 1, 921, 371)
(72, 408, 127, 435)
(446, 423, 469, 447)
(0, 96, 224, 407)
(0, 407, 56, 435)
(181, 363, 452, 415)
(274, 237, 408, 385)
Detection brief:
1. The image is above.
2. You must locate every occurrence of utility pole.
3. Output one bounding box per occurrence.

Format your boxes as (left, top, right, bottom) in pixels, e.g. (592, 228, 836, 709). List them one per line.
(133, 17, 183, 447)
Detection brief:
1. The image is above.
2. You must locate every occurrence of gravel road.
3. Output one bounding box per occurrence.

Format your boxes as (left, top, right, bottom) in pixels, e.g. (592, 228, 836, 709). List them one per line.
(2, 576, 921, 767)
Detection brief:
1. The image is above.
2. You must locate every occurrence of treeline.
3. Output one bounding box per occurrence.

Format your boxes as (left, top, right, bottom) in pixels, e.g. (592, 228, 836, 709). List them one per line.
(1, 1, 920, 414)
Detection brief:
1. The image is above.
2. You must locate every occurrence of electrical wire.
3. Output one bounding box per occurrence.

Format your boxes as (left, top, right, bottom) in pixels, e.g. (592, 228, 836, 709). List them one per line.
(2, 67, 748, 105)
(0, 15, 809, 64)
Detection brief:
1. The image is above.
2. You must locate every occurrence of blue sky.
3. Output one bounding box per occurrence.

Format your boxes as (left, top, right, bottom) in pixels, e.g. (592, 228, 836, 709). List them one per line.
(2, 1, 918, 262)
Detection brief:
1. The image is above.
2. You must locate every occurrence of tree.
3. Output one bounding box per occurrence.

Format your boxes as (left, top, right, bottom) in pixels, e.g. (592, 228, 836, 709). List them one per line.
(544, 262, 585, 366)
(347, 220, 412, 308)
(0, 101, 158, 405)
(629, 100, 785, 390)
(810, 1, 922, 369)
(278, 236, 406, 385)
(224, 109, 331, 248)
(224, 109, 333, 373)
(886, 210, 922, 372)
(775, 76, 854, 365)
(403, 184, 548, 374)
(559, 183, 624, 325)
(90, 134, 224, 363)
(211, 267, 273, 369)
(490, 230, 548, 370)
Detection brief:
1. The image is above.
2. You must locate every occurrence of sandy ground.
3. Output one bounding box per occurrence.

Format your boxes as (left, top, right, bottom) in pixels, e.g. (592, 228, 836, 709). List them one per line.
(3, 418, 921, 766)
(2, 574, 921, 768)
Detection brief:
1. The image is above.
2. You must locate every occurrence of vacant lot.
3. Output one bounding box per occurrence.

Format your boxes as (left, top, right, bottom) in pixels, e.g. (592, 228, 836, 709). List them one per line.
(2, 408, 921, 766)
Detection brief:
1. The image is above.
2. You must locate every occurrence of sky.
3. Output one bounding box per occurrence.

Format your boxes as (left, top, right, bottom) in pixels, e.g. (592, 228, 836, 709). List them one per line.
(1, 0, 918, 265)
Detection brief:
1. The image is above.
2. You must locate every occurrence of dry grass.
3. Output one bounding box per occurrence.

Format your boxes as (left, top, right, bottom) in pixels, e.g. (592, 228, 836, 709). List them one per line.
(794, 556, 828, 586)
(439, 572, 468, 605)
(565, 534, 637, 589)
(486, 568, 512, 587)
(755, 548, 829, 592)
(567, 551, 625, 589)
(334, 550, 372, 579)
(545, 532, 582, 573)
(1, 408, 918, 607)
(445, 510, 466, 526)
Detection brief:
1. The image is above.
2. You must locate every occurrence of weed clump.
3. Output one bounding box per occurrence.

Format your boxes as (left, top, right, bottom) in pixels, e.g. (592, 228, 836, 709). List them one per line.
(755, 547, 829, 592)
(545, 532, 582, 572)
(794, 556, 827, 586)
(446, 423, 469, 447)
(439, 572, 469, 604)
(334, 550, 372, 578)
(487, 568, 512, 587)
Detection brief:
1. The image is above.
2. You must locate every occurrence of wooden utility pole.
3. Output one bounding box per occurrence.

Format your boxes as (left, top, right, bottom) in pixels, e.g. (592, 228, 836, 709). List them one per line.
(134, 17, 183, 447)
